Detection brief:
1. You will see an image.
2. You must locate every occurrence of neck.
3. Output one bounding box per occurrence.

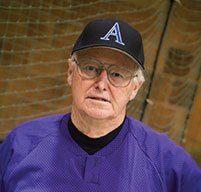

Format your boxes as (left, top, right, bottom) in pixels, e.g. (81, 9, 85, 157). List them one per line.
(71, 107, 125, 138)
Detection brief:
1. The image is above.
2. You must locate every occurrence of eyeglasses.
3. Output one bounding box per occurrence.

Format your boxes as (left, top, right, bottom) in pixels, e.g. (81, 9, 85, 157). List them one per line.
(73, 58, 138, 87)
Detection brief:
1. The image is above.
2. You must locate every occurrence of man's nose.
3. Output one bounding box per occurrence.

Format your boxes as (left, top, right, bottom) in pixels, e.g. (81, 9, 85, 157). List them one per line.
(99, 69, 108, 79)
(94, 70, 109, 90)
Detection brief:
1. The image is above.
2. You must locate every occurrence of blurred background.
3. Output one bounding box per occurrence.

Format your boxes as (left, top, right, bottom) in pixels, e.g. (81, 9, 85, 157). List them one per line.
(0, 0, 200, 165)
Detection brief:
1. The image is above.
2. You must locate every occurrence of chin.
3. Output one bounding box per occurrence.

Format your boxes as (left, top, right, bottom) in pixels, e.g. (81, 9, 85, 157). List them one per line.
(83, 107, 115, 119)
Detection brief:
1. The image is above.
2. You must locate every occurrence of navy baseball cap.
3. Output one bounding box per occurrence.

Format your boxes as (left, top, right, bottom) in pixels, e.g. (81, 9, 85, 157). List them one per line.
(72, 18, 145, 70)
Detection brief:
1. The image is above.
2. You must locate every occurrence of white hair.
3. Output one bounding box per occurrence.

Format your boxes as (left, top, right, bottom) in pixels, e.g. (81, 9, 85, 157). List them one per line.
(70, 53, 77, 63)
(134, 67, 145, 84)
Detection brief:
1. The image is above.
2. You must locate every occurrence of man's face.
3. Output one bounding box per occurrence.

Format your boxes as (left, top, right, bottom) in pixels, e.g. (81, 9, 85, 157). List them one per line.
(67, 47, 142, 120)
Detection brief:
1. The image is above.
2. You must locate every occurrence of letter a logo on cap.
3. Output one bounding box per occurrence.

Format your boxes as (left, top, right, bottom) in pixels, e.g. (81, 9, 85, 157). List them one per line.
(100, 22, 125, 45)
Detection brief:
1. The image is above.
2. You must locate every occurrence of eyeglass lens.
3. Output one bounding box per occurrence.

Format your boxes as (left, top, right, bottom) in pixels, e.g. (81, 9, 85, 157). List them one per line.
(77, 59, 133, 87)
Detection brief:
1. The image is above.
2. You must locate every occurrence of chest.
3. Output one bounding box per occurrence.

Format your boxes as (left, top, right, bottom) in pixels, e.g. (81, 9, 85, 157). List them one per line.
(4, 141, 164, 192)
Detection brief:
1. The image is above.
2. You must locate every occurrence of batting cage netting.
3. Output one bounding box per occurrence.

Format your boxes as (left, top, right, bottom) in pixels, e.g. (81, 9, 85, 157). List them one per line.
(0, 0, 201, 164)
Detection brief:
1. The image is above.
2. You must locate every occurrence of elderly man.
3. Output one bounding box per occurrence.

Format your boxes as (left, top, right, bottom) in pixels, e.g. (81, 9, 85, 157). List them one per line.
(0, 19, 201, 191)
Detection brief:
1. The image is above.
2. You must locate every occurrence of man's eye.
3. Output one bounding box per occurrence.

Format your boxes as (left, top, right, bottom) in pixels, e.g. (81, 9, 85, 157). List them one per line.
(110, 72, 124, 78)
(84, 65, 97, 71)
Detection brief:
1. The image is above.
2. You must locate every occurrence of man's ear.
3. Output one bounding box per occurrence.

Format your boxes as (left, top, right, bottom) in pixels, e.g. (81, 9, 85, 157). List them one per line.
(67, 58, 74, 87)
(129, 80, 143, 101)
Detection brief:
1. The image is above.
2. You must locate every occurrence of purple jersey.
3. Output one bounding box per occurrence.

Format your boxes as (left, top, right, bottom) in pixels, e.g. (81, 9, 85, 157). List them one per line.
(0, 113, 201, 191)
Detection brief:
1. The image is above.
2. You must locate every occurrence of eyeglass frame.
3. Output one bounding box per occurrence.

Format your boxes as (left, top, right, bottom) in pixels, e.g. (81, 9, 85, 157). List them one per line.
(72, 57, 139, 87)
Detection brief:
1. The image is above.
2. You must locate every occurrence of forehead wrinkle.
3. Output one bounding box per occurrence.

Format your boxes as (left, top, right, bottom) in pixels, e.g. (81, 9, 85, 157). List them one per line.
(75, 47, 138, 71)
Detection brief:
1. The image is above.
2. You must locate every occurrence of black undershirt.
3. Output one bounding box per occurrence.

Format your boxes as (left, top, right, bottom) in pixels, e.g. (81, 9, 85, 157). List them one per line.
(68, 118, 124, 155)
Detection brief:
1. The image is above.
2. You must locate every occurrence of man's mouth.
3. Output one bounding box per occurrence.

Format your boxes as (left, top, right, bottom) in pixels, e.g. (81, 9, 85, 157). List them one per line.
(87, 96, 110, 103)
